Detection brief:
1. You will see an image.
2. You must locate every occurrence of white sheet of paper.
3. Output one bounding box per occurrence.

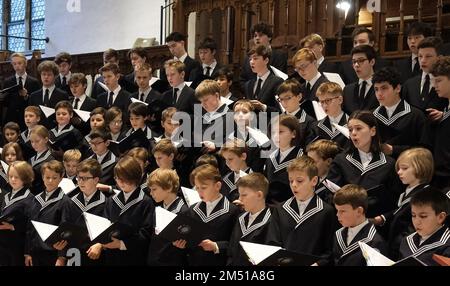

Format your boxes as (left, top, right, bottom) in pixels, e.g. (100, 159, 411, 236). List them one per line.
(31, 220, 58, 242)
(74, 109, 91, 122)
(83, 212, 112, 241)
(185, 81, 193, 87)
(149, 77, 159, 87)
(332, 123, 350, 138)
(181, 187, 201, 206)
(359, 241, 394, 266)
(130, 97, 149, 106)
(98, 81, 108, 92)
(39, 105, 55, 118)
(220, 96, 234, 106)
(58, 178, 77, 194)
(312, 101, 327, 120)
(270, 65, 288, 80)
(154, 206, 177, 235)
(247, 127, 270, 146)
(323, 72, 346, 89)
(322, 179, 341, 193)
(0, 160, 9, 174)
(239, 241, 281, 265)
(239, 170, 249, 178)
(85, 75, 93, 98)
(153, 136, 162, 143)
(275, 95, 286, 113)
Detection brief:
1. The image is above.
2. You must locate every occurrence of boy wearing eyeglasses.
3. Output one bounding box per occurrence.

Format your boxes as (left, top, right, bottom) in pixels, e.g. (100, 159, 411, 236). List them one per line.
(343, 45, 380, 114)
(87, 129, 118, 188)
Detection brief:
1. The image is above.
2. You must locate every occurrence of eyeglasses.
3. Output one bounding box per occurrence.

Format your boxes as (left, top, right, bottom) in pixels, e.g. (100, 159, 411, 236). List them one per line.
(319, 96, 339, 105)
(76, 176, 94, 182)
(352, 58, 369, 66)
(277, 95, 296, 103)
(89, 140, 105, 146)
(294, 62, 312, 72)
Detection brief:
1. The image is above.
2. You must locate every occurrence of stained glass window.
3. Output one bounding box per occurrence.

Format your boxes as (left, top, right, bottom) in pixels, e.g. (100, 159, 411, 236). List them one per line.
(10, 0, 26, 22)
(8, 23, 26, 51)
(31, 20, 45, 50)
(32, 0, 45, 20)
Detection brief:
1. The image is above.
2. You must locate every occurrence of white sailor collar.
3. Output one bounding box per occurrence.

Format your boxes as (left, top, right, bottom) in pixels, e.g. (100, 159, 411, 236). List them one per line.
(373, 100, 411, 126)
(239, 207, 271, 238)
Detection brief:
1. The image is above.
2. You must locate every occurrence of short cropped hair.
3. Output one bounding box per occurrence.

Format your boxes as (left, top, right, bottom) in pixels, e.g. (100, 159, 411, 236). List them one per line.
(277, 78, 303, 96)
(161, 107, 178, 122)
(236, 172, 269, 197)
(250, 22, 273, 39)
(55, 100, 73, 115)
(417, 36, 443, 54)
(166, 31, 187, 43)
(114, 156, 143, 186)
(198, 37, 217, 52)
(351, 27, 375, 43)
(300, 33, 325, 48)
(164, 59, 185, 73)
(54, 52, 72, 65)
(103, 48, 119, 62)
(191, 164, 222, 184)
(3, 122, 20, 134)
(317, 82, 343, 97)
(68, 73, 87, 86)
(30, 125, 49, 139)
(195, 79, 220, 100)
(219, 138, 248, 157)
(9, 161, 34, 188)
(351, 44, 377, 61)
(89, 128, 111, 141)
(396, 148, 434, 184)
(407, 21, 433, 37)
(128, 102, 148, 117)
(135, 63, 152, 74)
(152, 138, 177, 156)
(147, 168, 180, 194)
(63, 149, 82, 163)
(77, 158, 102, 178)
(99, 63, 120, 75)
(10, 52, 27, 64)
(233, 99, 255, 112)
(24, 106, 41, 117)
(247, 44, 271, 60)
(411, 190, 449, 215)
(306, 139, 340, 160)
(430, 56, 450, 77)
(127, 147, 149, 164)
(195, 154, 219, 168)
(372, 67, 402, 89)
(38, 61, 59, 76)
(128, 47, 147, 61)
(41, 160, 65, 176)
(214, 66, 233, 82)
(333, 184, 368, 213)
(292, 48, 316, 64)
(287, 155, 318, 179)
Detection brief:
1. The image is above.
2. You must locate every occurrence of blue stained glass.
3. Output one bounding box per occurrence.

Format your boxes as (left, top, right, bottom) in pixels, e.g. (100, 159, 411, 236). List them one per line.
(10, 0, 26, 22)
(8, 23, 26, 52)
(31, 20, 45, 50)
(32, 0, 46, 20)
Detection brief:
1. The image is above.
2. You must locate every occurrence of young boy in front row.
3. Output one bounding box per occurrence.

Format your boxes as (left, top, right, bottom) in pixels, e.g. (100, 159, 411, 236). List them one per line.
(147, 168, 188, 266)
(398, 190, 450, 265)
(331, 184, 387, 266)
(173, 164, 240, 266)
(266, 156, 337, 266)
(227, 173, 272, 266)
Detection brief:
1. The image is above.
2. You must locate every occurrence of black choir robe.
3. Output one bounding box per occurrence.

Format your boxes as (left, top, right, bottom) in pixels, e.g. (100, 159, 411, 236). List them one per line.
(264, 147, 304, 204)
(402, 74, 448, 112)
(227, 207, 272, 266)
(343, 82, 379, 115)
(314, 179, 336, 207)
(316, 113, 350, 150)
(29, 87, 69, 108)
(338, 56, 391, 85)
(103, 188, 154, 265)
(331, 223, 387, 266)
(220, 167, 253, 203)
(289, 108, 318, 148)
(0, 166, 9, 192)
(266, 195, 337, 265)
(239, 50, 288, 88)
(88, 151, 118, 186)
(147, 196, 189, 266)
(18, 129, 36, 161)
(304, 74, 329, 103)
(244, 73, 284, 111)
(226, 128, 267, 173)
(184, 196, 240, 266)
(162, 84, 198, 115)
(63, 189, 106, 266)
(49, 124, 84, 153)
(96, 88, 131, 114)
(373, 100, 426, 158)
(29, 149, 55, 195)
(25, 188, 71, 266)
(393, 56, 421, 84)
(0, 188, 34, 266)
(399, 226, 450, 266)
(327, 150, 401, 218)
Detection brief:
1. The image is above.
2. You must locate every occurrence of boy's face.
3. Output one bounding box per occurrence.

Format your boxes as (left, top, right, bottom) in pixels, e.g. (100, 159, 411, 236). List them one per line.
(216, 76, 232, 93)
(56, 108, 72, 126)
(271, 124, 296, 150)
(407, 34, 425, 55)
(165, 67, 185, 87)
(162, 118, 179, 136)
(70, 83, 87, 98)
(77, 171, 99, 194)
(130, 114, 146, 130)
(253, 32, 270, 46)
(90, 114, 105, 130)
(24, 111, 40, 128)
(8, 166, 23, 190)
(238, 187, 264, 213)
(149, 184, 170, 203)
(109, 115, 123, 134)
(154, 151, 174, 169)
(222, 151, 246, 172)
(233, 105, 253, 127)
(4, 147, 17, 165)
(318, 93, 343, 117)
(194, 177, 221, 202)
(41, 71, 56, 87)
(249, 54, 269, 75)
(295, 59, 317, 81)
(199, 48, 215, 65)
(433, 75, 450, 99)
(30, 133, 48, 152)
(397, 161, 419, 186)
(167, 40, 186, 58)
(11, 57, 26, 74)
(418, 47, 438, 73)
(102, 71, 120, 89)
(64, 160, 79, 177)
(130, 53, 145, 68)
(353, 32, 373, 47)
(278, 91, 301, 113)
(335, 204, 364, 228)
(348, 119, 376, 151)
(89, 137, 109, 155)
(200, 93, 221, 113)
(58, 62, 71, 76)
(135, 70, 151, 90)
(288, 170, 317, 200)
(411, 204, 446, 237)
(352, 52, 375, 80)
(4, 128, 19, 143)
(374, 82, 401, 107)
(43, 169, 62, 192)
(307, 151, 331, 178)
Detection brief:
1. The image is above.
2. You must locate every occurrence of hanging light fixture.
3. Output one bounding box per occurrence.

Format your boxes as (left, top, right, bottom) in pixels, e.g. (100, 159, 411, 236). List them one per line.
(336, 0, 351, 18)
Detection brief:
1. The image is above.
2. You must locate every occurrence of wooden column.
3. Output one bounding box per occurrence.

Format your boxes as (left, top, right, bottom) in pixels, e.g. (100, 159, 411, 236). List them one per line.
(378, 0, 387, 55)
(436, 0, 443, 37)
(418, 0, 423, 21)
(397, 0, 405, 53)
(337, 2, 345, 57)
(354, 0, 360, 26)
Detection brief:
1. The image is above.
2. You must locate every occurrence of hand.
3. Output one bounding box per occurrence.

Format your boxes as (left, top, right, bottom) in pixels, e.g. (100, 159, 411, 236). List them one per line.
(24, 255, 33, 266)
(381, 143, 393, 155)
(426, 108, 443, 122)
(232, 199, 244, 208)
(96, 183, 112, 192)
(372, 216, 385, 226)
(201, 141, 216, 152)
(19, 88, 28, 97)
(0, 222, 15, 231)
(103, 237, 121, 249)
(53, 240, 68, 250)
(249, 100, 267, 111)
(55, 257, 66, 266)
(311, 262, 319, 266)
(172, 239, 187, 249)
(199, 239, 218, 252)
(86, 243, 103, 260)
